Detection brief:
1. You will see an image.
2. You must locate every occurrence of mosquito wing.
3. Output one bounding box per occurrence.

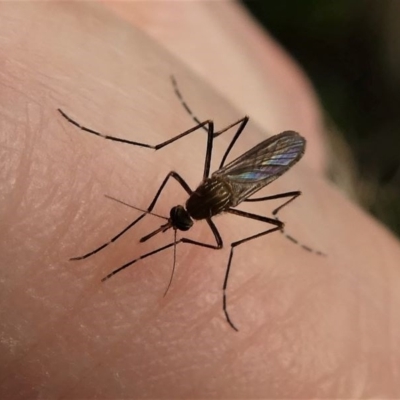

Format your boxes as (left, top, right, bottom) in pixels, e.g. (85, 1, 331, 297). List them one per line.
(212, 130, 305, 206)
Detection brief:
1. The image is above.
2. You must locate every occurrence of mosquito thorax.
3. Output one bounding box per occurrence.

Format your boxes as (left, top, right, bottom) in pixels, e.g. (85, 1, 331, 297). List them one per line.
(170, 205, 193, 231)
(186, 177, 232, 220)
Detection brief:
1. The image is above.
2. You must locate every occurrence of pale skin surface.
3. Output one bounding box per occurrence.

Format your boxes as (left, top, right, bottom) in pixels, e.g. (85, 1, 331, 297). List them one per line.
(1, 2, 400, 399)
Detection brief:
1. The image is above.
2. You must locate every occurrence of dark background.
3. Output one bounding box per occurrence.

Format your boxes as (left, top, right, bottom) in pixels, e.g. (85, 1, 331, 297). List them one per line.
(244, 0, 400, 238)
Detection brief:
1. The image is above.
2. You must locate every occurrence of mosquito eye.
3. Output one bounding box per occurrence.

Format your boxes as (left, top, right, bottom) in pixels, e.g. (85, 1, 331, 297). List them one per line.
(170, 206, 193, 231)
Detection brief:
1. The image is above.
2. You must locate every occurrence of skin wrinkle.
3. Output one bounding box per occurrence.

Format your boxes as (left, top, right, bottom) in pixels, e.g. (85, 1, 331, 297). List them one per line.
(1, 119, 39, 316)
(3, 135, 120, 378)
(69, 266, 228, 396)
(55, 271, 179, 389)
(1, 278, 90, 383)
(4, 125, 33, 232)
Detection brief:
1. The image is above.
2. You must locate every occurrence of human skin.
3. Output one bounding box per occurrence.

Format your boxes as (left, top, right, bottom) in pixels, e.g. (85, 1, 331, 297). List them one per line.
(1, 2, 400, 399)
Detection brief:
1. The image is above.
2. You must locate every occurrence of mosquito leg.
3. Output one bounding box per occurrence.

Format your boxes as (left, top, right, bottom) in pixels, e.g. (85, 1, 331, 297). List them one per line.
(171, 75, 204, 128)
(270, 192, 325, 255)
(162, 214, 223, 298)
(271, 192, 301, 217)
(217, 117, 249, 168)
(201, 120, 214, 180)
(102, 241, 177, 282)
(58, 109, 151, 148)
(103, 173, 223, 298)
(70, 213, 146, 261)
(60, 108, 218, 182)
(223, 207, 284, 331)
(70, 171, 194, 261)
(160, 218, 223, 306)
(60, 77, 249, 177)
(170, 75, 251, 169)
(101, 222, 223, 282)
(245, 191, 325, 256)
(170, 113, 249, 179)
(144, 219, 222, 296)
(245, 190, 301, 232)
(58, 108, 215, 150)
(244, 190, 301, 204)
(147, 171, 193, 210)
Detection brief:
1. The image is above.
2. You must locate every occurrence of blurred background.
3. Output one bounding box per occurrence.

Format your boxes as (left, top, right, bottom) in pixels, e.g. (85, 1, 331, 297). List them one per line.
(244, 0, 400, 239)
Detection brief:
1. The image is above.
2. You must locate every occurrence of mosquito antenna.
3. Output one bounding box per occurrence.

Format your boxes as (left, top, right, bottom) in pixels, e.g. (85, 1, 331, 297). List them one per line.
(163, 229, 177, 297)
(104, 194, 168, 220)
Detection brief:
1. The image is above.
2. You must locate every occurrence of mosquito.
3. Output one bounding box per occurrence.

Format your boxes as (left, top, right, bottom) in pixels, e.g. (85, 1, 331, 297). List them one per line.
(59, 76, 323, 331)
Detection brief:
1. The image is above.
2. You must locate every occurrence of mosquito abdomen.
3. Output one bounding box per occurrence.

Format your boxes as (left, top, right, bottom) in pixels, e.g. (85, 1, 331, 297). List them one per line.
(186, 177, 232, 220)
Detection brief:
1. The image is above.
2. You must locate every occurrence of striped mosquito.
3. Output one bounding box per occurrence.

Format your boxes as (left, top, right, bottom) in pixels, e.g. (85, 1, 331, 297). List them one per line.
(59, 76, 323, 331)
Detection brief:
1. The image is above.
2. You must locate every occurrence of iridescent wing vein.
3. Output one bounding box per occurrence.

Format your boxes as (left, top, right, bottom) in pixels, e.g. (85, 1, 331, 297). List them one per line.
(212, 130, 305, 206)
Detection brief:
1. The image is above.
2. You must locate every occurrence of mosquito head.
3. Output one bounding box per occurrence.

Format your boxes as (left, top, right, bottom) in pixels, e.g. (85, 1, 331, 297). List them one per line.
(170, 205, 193, 231)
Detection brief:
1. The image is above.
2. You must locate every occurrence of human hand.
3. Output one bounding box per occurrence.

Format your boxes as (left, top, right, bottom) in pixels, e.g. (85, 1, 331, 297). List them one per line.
(1, 2, 400, 398)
